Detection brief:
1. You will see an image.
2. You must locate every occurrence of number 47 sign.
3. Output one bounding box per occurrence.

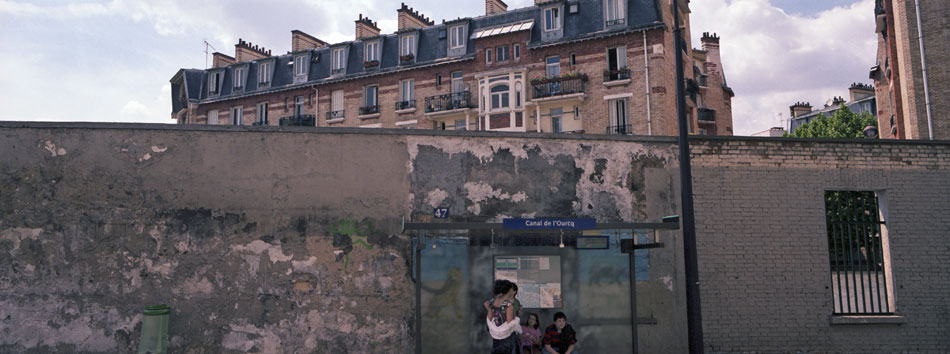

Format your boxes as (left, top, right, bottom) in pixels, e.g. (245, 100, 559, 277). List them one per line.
(433, 208, 449, 219)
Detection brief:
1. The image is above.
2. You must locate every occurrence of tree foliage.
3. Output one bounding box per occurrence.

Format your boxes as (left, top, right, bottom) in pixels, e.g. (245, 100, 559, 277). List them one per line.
(784, 105, 877, 138)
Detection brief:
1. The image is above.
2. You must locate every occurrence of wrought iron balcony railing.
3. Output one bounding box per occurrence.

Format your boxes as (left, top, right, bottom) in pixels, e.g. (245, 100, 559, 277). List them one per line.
(605, 19, 626, 27)
(606, 124, 632, 135)
(603, 67, 631, 82)
(395, 100, 416, 111)
(278, 115, 315, 127)
(531, 76, 587, 99)
(698, 108, 716, 122)
(326, 110, 345, 120)
(359, 105, 380, 116)
(424, 92, 475, 113)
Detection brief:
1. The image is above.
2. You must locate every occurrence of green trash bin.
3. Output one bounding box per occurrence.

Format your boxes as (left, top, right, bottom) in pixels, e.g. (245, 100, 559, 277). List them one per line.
(138, 305, 171, 354)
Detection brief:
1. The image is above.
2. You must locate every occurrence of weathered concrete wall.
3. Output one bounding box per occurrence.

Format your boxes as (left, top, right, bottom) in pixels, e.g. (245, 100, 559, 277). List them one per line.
(0, 124, 415, 353)
(691, 137, 950, 353)
(0, 123, 689, 353)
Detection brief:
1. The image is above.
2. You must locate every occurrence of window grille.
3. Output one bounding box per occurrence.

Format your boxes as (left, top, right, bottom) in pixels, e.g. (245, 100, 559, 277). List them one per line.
(824, 191, 892, 315)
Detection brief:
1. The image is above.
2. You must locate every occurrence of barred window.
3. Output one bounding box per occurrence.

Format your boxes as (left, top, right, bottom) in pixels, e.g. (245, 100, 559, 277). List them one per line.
(824, 191, 894, 315)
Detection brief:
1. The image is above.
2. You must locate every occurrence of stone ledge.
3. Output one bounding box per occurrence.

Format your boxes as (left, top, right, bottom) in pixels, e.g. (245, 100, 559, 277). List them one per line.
(395, 108, 416, 114)
(604, 79, 632, 87)
(325, 118, 345, 124)
(830, 315, 906, 325)
(358, 113, 381, 120)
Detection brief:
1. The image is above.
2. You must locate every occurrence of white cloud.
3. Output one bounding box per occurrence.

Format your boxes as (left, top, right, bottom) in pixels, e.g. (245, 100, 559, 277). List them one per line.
(690, 0, 876, 135)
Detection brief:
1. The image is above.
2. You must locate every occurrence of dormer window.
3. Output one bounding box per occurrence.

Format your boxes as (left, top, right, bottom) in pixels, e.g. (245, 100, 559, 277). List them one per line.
(365, 41, 380, 62)
(544, 7, 561, 31)
(259, 61, 272, 84)
(449, 25, 465, 49)
(331, 48, 345, 74)
(294, 55, 306, 76)
(234, 67, 245, 88)
(400, 34, 416, 58)
(208, 71, 222, 94)
(605, 0, 626, 27)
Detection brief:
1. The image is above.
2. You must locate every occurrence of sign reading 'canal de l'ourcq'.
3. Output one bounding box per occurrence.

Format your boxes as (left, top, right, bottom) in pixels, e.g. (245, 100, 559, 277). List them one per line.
(503, 218, 597, 230)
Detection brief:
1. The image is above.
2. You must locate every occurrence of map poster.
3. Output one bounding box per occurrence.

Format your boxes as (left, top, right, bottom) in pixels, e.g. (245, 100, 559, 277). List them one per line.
(540, 283, 562, 308)
(519, 283, 541, 308)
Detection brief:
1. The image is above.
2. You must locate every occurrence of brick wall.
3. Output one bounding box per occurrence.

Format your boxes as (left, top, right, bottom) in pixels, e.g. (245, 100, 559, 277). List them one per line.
(691, 137, 950, 353)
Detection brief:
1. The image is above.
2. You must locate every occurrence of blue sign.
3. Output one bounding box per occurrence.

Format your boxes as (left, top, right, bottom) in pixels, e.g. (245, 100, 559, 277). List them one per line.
(433, 208, 449, 219)
(503, 218, 596, 230)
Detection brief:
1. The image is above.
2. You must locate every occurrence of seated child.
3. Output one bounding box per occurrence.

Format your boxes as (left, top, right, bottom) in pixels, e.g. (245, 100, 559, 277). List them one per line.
(542, 312, 577, 354)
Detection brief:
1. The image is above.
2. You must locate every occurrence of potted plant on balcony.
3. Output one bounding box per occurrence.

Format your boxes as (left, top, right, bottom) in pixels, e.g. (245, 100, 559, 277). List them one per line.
(399, 54, 414, 62)
(363, 60, 379, 68)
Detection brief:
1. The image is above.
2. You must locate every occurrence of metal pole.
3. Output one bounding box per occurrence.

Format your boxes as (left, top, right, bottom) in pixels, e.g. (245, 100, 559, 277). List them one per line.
(629, 241, 639, 354)
(414, 232, 423, 354)
(672, 0, 704, 353)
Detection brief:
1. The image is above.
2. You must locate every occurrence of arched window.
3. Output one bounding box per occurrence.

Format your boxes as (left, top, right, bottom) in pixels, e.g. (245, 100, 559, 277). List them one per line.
(491, 84, 510, 110)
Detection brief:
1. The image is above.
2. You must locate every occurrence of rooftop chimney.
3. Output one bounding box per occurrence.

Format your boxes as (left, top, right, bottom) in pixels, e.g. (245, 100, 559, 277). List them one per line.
(212, 52, 235, 68)
(234, 38, 271, 63)
(355, 14, 381, 40)
(789, 102, 812, 118)
(292, 30, 328, 52)
(701, 32, 720, 50)
(486, 0, 507, 15)
(398, 3, 434, 30)
(848, 82, 875, 102)
(831, 96, 846, 106)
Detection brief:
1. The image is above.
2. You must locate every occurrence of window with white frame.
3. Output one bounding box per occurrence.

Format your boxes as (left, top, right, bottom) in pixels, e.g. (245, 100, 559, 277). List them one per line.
(400, 35, 416, 57)
(257, 103, 268, 124)
(486, 48, 493, 64)
(451, 71, 464, 94)
(399, 80, 414, 107)
(232, 106, 243, 125)
(294, 55, 306, 76)
(294, 96, 304, 116)
(546, 56, 561, 77)
(605, 0, 626, 26)
(544, 7, 561, 31)
(208, 109, 219, 125)
(209, 72, 221, 94)
(234, 67, 245, 88)
(495, 45, 510, 62)
(824, 191, 895, 315)
(259, 61, 272, 84)
(450, 25, 465, 49)
(332, 48, 345, 73)
(331, 90, 344, 115)
(365, 41, 380, 62)
(490, 84, 510, 110)
(608, 98, 628, 133)
(364, 86, 378, 108)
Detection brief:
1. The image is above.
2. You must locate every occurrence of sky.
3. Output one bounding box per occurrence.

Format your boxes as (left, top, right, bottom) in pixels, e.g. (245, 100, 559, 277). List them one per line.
(0, 0, 877, 135)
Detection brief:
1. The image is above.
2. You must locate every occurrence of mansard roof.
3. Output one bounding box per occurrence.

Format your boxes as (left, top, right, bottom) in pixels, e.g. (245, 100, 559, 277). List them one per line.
(173, 0, 664, 104)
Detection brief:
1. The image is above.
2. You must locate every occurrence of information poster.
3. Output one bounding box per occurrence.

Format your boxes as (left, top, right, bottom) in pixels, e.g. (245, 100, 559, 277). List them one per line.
(494, 256, 561, 308)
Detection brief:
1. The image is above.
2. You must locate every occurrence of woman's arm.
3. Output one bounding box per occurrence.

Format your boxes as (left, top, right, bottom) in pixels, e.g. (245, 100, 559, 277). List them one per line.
(505, 304, 514, 323)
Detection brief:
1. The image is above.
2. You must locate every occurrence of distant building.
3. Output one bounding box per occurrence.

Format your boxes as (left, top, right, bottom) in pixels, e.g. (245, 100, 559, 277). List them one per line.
(169, 0, 734, 136)
(751, 127, 785, 137)
(788, 83, 877, 134)
(870, 0, 949, 139)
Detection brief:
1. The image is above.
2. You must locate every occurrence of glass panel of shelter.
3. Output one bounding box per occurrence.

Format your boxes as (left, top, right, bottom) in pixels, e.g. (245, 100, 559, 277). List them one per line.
(411, 228, 653, 353)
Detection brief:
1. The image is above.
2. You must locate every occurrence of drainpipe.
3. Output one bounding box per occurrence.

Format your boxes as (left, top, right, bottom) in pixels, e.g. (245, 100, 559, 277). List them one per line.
(643, 31, 653, 136)
(914, 0, 933, 140)
(312, 87, 320, 127)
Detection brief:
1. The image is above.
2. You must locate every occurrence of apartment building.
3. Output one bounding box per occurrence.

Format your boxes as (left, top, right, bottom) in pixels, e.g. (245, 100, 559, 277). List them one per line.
(170, 0, 734, 136)
(870, 0, 949, 139)
(787, 83, 877, 134)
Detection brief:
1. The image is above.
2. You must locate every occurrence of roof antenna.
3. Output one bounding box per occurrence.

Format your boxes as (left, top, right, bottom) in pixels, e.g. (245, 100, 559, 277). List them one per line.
(203, 39, 217, 69)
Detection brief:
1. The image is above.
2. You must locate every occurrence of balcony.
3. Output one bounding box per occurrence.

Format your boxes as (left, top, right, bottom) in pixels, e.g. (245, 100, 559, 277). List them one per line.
(424, 92, 475, 114)
(603, 67, 631, 82)
(278, 115, 315, 127)
(698, 108, 716, 122)
(325, 110, 345, 120)
(605, 19, 626, 27)
(359, 105, 380, 116)
(531, 75, 587, 99)
(331, 68, 345, 75)
(395, 100, 416, 111)
(698, 74, 708, 87)
(606, 125, 632, 135)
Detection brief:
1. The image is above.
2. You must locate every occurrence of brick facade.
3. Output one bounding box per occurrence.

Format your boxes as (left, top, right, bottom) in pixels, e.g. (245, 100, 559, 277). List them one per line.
(872, 0, 950, 140)
(174, 1, 734, 137)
